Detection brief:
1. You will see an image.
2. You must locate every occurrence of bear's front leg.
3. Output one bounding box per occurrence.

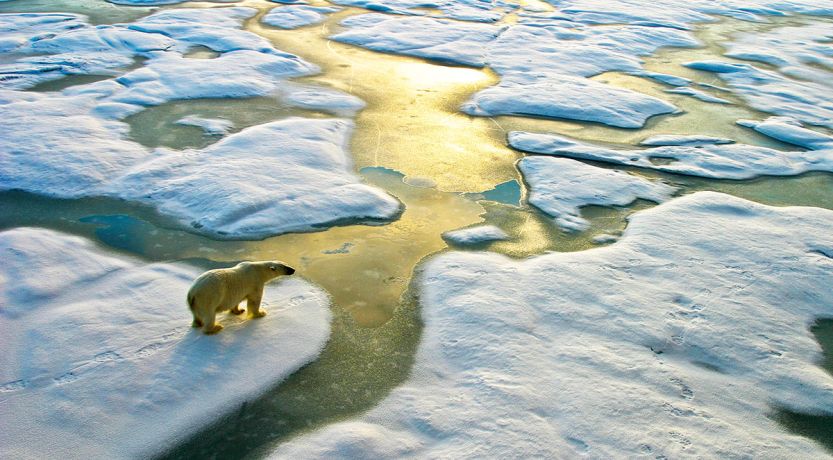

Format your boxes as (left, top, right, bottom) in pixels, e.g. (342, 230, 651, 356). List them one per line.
(247, 289, 266, 318)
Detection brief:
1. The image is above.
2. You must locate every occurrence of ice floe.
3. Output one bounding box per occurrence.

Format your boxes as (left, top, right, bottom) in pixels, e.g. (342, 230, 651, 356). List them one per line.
(640, 134, 734, 146)
(262, 5, 341, 29)
(665, 86, 732, 104)
(175, 115, 233, 135)
(112, 118, 402, 238)
(519, 156, 675, 231)
(684, 60, 833, 129)
(442, 225, 509, 245)
(509, 131, 833, 180)
(332, 14, 694, 127)
(737, 117, 833, 150)
(0, 10, 387, 238)
(270, 192, 833, 458)
(0, 227, 332, 459)
(329, 0, 513, 22)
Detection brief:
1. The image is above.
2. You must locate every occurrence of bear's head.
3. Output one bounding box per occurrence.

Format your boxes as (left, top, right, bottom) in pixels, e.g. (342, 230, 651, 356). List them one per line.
(264, 261, 296, 278)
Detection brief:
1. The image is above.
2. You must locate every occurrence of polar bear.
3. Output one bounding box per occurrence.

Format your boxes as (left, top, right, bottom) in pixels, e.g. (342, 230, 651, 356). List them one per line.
(187, 261, 296, 334)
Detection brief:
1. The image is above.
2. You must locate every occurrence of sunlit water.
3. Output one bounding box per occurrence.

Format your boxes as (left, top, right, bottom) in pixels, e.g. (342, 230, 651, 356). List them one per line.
(1, 0, 832, 456)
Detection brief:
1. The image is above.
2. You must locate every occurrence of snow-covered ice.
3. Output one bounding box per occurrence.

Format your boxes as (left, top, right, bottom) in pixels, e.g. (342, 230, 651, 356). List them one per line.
(329, 0, 512, 22)
(665, 86, 731, 104)
(270, 192, 833, 458)
(0, 227, 332, 459)
(332, 14, 695, 127)
(0, 10, 388, 239)
(684, 60, 833, 129)
(463, 73, 677, 128)
(113, 118, 403, 238)
(640, 134, 734, 146)
(509, 131, 833, 180)
(519, 156, 675, 231)
(738, 116, 833, 151)
(175, 115, 234, 135)
(442, 225, 509, 245)
(262, 5, 341, 29)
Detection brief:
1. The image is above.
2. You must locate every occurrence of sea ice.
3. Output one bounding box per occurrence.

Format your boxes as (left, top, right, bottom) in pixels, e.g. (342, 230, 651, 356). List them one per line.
(665, 86, 732, 104)
(332, 14, 694, 127)
(262, 5, 341, 29)
(519, 156, 675, 231)
(270, 192, 833, 458)
(442, 225, 509, 245)
(0, 11, 387, 238)
(737, 117, 833, 150)
(175, 115, 234, 135)
(509, 131, 833, 180)
(111, 118, 402, 238)
(639, 134, 734, 146)
(0, 227, 332, 459)
(684, 60, 833, 129)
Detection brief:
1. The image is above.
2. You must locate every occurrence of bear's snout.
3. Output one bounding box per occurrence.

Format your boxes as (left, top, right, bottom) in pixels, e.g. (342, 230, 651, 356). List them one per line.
(287, 266, 296, 275)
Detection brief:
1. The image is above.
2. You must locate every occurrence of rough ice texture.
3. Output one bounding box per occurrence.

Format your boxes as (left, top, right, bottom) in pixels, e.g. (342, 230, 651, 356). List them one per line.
(640, 134, 734, 146)
(0, 10, 383, 238)
(0, 227, 332, 459)
(112, 118, 402, 238)
(684, 60, 833, 129)
(634, 71, 692, 87)
(509, 131, 833, 180)
(270, 192, 833, 458)
(262, 5, 341, 29)
(175, 115, 234, 135)
(737, 117, 833, 151)
(333, 14, 694, 127)
(519, 156, 675, 231)
(442, 225, 509, 245)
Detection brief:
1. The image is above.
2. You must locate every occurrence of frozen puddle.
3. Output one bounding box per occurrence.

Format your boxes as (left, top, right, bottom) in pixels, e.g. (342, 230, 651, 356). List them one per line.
(272, 192, 833, 458)
(0, 227, 332, 459)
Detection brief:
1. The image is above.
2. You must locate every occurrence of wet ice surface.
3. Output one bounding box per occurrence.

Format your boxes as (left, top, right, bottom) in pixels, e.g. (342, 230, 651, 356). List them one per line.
(0, 227, 332, 459)
(519, 156, 676, 231)
(271, 193, 833, 458)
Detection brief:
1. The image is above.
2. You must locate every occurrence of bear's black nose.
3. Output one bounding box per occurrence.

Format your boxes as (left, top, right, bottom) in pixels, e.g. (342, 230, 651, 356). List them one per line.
(287, 267, 296, 275)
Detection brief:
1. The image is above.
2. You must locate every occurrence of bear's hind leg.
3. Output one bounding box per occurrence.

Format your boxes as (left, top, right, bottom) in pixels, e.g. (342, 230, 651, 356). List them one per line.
(229, 303, 244, 315)
(202, 312, 223, 335)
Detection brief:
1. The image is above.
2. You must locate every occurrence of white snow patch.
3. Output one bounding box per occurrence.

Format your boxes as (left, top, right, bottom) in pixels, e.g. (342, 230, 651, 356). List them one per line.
(332, 14, 693, 127)
(640, 134, 734, 146)
(269, 192, 833, 459)
(665, 86, 732, 104)
(112, 118, 402, 238)
(509, 131, 833, 180)
(262, 5, 341, 29)
(442, 225, 509, 245)
(519, 156, 675, 231)
(0, 227, 332, 459)
(175, 115, 233, 135)
(684, 60, 833, 129)
(737, 117, 833, 150)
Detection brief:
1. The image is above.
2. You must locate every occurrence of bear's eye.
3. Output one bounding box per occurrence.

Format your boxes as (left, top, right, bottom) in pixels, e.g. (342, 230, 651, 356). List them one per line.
(270, 266, 277, 271)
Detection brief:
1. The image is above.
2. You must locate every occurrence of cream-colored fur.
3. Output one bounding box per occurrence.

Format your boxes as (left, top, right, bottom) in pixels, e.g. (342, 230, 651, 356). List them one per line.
(187, 261, 295, 334)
